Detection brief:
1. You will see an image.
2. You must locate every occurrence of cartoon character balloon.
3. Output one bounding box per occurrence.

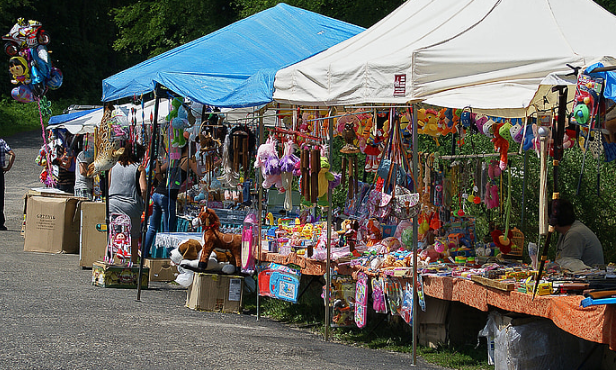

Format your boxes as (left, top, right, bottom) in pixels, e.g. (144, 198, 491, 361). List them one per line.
(4, 18, 62, 103)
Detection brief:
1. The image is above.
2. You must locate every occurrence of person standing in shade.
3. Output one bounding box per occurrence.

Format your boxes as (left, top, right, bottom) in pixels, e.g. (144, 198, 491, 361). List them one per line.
(108, 141, 146, 263)
(0, 138, 15, 231)
(54, 145, 75, 194)
(74, 146, 94, 200)
(144, 143, 198, 256)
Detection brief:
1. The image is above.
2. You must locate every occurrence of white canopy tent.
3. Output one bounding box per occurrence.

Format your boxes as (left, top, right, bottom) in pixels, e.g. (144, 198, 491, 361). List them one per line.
(273, 0, 616, 117)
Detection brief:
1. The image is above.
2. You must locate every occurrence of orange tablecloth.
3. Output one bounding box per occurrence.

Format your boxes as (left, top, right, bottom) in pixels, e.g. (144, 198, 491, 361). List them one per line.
(260, 252, 327, 276)
(423, 275, 616, 350)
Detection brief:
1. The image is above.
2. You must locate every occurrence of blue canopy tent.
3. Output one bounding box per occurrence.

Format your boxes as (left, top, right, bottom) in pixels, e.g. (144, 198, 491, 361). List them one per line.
(103, 4, 363, 303)
(101, 3, 364, 107)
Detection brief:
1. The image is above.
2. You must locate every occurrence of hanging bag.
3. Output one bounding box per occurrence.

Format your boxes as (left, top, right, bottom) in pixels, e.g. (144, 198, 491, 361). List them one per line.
(376, 109, 420, 220)
(365, 188, 392, 218)
(392, 184, 420, 219)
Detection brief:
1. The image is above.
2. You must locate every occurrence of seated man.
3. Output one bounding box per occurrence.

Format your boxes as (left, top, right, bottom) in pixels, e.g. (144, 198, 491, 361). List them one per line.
(549, 199, 604, 269)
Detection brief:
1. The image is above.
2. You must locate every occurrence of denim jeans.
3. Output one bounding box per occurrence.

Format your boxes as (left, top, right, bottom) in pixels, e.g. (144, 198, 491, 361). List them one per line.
(144, 192, 177, 254)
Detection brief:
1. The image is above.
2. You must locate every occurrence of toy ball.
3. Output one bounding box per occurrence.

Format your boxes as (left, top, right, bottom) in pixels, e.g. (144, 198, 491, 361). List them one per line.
(473, 196, 481, 205)
(434, 240, 445, 253)
(467, 194, 475, 203)
(457, 209, 465, 217)
(573, 104, 590, 125)
(583, 96, 591, 105)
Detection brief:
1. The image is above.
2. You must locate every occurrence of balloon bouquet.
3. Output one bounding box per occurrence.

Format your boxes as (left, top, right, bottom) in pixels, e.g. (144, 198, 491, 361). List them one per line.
(4, 18, 63, 104)
(5, 18, 63, 187)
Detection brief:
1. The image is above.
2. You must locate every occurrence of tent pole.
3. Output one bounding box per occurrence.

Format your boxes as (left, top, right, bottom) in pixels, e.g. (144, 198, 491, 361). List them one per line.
(137, 86, 161, 301)
(256, 108, 265, 321)
(325, 107, 334, 341)
(411, 103, 419, 366)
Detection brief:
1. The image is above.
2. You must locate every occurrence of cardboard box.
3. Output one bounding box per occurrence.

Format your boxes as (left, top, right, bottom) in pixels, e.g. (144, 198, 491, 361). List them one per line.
(23, 194, 81, 253)
(91, 261, 149, 289)
(419, 323, 447, 349)
(186, 273, 244, 313)
(79, 201, 108, 268)
(418, 296, 450, 324)
(144, 258, 178, 282)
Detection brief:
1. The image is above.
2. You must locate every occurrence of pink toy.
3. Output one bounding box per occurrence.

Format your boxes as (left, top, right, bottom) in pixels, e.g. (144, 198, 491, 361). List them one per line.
(484, 183, 500, 210)
(254, 137, 284, 190)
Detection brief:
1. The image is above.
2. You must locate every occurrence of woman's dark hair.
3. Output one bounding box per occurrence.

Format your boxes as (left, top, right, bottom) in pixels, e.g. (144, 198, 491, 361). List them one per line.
(117, 140, 144, 166)
(548, 199, 576, 227)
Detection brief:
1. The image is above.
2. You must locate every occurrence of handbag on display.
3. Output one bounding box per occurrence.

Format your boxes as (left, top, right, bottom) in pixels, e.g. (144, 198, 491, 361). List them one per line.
(392, 185, 420, 220)
(371, 108, 419, 221)
(366, 189, 393, 219)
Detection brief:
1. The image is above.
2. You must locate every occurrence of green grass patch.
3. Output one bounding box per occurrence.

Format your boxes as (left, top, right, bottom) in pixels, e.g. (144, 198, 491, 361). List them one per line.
(0, 97, 73, 137)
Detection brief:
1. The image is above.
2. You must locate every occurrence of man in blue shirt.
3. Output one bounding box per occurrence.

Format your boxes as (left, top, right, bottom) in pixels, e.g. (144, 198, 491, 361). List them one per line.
(0, 138, 16, 230)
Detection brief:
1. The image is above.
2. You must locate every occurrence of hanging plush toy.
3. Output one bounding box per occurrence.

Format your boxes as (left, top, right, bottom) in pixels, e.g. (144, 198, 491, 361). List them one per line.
(492, 122, 510, 170)
(255, 137, 283, 191)
(317, 155, 335, 206)
(167, 98, 189, 148)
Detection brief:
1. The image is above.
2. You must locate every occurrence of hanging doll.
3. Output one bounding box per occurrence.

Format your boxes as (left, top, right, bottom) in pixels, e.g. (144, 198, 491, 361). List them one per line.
(363, 113, 387, 172)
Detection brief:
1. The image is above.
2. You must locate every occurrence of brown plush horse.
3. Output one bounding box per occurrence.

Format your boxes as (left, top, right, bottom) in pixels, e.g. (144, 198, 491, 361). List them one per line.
(196, 207, 242, 271)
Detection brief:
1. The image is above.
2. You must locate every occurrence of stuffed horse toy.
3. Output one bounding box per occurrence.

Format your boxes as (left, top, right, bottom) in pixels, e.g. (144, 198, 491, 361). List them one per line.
(192, 207, 242, 272)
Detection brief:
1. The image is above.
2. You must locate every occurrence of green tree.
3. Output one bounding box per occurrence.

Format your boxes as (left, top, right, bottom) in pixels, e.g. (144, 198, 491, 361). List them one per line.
(111, 0, 237, 58)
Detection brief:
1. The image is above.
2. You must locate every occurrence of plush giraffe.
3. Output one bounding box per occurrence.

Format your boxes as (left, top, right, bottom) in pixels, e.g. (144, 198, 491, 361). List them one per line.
(87, 104, 125, 177)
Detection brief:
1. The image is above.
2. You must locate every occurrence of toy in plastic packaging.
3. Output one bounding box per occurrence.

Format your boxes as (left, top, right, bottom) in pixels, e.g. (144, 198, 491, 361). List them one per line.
(327, 274, 356, 327)
(371, 277, 388, 314)
(400, 281, 413, 324)
(241, 211, 258, 274)
(384, 276, 403, 316)
(106, 213, 132, 266)
(354, 272, 368, 328)
(258, 263, 301, 303)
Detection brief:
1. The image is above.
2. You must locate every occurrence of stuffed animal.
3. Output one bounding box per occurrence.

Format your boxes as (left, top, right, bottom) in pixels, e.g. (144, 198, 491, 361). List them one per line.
(492, 122, 510, 170)
(170, 239, 236, 287)
(192, 207, 242, 272)
(171, 104, 190, 148)
(317, 155, 335, 204)
(255, 137, 283, 190)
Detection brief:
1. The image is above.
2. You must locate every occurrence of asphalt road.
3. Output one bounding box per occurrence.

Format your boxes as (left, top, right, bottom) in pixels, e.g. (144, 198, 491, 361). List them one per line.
(0, 130, 450, 370)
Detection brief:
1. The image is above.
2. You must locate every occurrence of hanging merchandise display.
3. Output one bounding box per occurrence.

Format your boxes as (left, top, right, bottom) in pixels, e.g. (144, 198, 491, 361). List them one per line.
(338, 113, 360, 198)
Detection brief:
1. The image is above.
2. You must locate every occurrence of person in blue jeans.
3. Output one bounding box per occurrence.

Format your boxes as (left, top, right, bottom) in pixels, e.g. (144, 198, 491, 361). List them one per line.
(144, 144, 197, 256)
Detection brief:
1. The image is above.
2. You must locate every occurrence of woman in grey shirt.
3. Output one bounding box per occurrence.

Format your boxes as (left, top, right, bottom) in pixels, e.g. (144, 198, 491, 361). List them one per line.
(108, 142, 146, 263)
